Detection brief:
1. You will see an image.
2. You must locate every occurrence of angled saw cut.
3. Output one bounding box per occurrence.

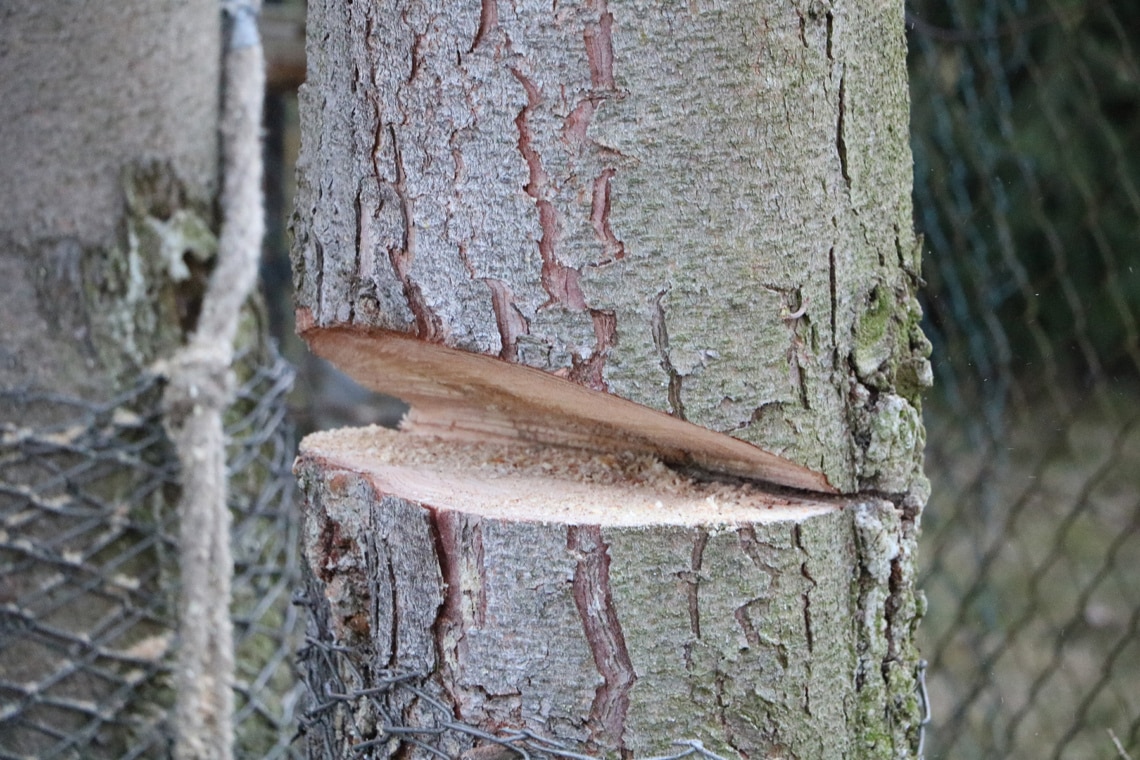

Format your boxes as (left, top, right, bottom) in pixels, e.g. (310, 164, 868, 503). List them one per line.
(300, 318, 837, 495)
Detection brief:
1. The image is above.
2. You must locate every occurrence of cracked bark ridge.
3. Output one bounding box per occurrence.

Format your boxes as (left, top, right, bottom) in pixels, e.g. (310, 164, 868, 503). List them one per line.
(295, 427, 869, 758)
(568, 525, 635, 751)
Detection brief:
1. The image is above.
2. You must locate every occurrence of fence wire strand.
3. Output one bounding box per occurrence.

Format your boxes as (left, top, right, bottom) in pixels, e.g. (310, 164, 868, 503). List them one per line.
(0, 342, 303, 759)
(909, 1, 1140, 758)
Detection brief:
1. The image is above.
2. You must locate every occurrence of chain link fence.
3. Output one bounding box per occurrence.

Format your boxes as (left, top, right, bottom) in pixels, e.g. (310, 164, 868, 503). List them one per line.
(0, 338, 303, 759)
(908, 1, 1140, 757)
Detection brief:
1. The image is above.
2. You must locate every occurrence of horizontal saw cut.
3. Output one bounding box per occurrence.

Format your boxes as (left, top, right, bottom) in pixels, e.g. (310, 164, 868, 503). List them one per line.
(299, 314, 836, 494)
(299, 426, 840, 525)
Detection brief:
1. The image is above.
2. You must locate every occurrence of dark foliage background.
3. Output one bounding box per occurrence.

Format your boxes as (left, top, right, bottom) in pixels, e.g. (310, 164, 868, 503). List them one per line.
(908, 1, 1140, 757)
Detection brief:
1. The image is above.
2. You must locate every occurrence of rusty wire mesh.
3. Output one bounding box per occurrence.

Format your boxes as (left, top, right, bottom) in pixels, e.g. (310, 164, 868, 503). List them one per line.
(908, 1, 1140, 758)
(0, 341, 303, 758)
(296, 598, 735, 760)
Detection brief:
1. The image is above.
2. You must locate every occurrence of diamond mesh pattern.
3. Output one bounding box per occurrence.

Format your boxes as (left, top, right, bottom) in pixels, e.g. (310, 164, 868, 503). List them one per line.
(0, 345, 303, 759)
(909, 1, 1140, 757)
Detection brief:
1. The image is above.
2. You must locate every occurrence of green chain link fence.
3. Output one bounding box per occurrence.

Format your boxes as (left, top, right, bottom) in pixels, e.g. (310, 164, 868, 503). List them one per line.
(908, 1, 1140, 757)
(0, 339, 303, 759)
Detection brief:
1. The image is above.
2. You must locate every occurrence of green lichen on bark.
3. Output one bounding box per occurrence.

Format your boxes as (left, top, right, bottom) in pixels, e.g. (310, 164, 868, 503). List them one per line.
(850, 500, 926, 759)
(62, 161, 218, 382)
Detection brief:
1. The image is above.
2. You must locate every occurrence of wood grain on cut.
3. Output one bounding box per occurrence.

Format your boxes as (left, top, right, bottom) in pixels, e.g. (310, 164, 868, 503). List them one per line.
(301, 426, 839, 525)
(299, 318, 837, 494)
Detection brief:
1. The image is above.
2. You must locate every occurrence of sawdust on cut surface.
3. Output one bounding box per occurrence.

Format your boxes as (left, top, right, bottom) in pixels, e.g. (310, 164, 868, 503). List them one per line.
(300, 426, 839, 527)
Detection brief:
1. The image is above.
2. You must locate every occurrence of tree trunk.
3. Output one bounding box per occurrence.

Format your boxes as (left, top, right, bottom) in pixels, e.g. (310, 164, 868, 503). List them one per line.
(0, 3, 296, 756)
(292, 1, 930, 758)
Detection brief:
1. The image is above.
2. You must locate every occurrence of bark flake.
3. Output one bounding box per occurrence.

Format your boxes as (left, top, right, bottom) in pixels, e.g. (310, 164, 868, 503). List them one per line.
(652, 290, 687, 419)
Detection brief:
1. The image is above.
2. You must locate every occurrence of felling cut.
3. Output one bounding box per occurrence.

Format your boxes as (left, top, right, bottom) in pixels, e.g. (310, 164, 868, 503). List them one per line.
(298, 313, 837, 495)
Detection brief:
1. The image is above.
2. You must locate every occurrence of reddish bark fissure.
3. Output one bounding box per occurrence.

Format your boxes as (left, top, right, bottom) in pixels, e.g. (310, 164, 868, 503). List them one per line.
(429, 510, 490, 720)
(485, 277, 529, 361)
(471, 0, 498, 52)
(505, 3, 623, 389)
(567, 309, 617, 390)
(590, 169, 626, 265)
(511, 66, 588, 313)
(387, 125, 444, 341)
(567, 525, 635, 752)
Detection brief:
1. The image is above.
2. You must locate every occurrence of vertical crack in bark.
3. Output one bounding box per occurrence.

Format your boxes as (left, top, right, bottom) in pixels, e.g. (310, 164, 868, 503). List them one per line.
(836, 69, 851, 189)
(794, 524, 817, 655)
(884, 554, 904, 673)
(470, 0, 498, 52)
(484, 278, 529, 361)
(567, 525, 634, 752)
(511, 68, 587, 312)
(389, 126, 444, 339)
(590, 169, 625, 265)
(652, 289, 687, 419)
(689, 530, 707, 639)
(774, 285, 812, 411)
(677, 530, 708, 639)
(464, 519, 488, 628)
(435, 512, 488, 630)
(313, 238, 326, 322)
(828, 245, 839, 351)
(428, 510, 472, 713)
(826, 11, 835, 61)
(353, 187, 377, 322)
(383, 540, 400, 669)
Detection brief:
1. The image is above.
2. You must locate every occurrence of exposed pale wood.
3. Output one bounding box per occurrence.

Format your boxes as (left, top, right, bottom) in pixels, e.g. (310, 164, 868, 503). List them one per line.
(300, 318, 836, 493)
(301, 426, 841, 523)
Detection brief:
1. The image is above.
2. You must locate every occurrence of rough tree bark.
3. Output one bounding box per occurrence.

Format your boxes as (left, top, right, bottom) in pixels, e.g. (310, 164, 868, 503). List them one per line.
(293, 1, 930, 758)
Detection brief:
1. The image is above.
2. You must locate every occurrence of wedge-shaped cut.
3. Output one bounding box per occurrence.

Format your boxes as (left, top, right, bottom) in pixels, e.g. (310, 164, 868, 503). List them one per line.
(300, 323, 837, 494)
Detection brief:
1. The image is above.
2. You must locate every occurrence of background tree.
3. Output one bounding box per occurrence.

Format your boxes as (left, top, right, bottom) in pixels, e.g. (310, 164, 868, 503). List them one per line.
(292, 1, 931, 758)
(0, 2, 300, 757)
